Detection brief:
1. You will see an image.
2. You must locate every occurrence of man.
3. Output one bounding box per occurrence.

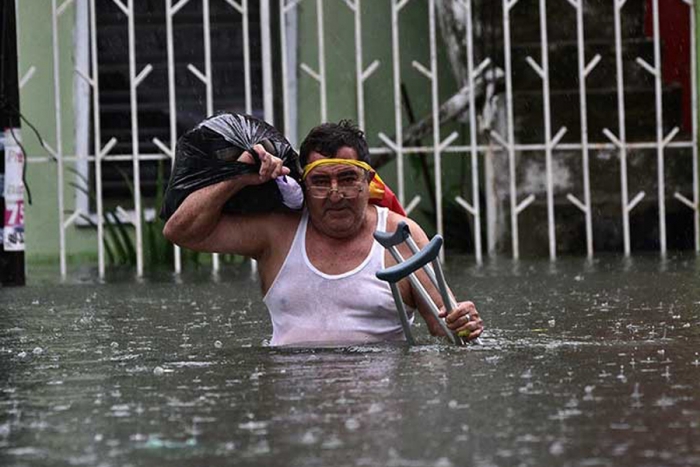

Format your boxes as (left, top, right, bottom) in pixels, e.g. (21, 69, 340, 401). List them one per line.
(163, 121, 483, 346)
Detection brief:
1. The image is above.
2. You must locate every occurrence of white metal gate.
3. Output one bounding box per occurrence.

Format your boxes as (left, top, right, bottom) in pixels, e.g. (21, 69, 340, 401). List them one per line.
(15, 0, 699, 277)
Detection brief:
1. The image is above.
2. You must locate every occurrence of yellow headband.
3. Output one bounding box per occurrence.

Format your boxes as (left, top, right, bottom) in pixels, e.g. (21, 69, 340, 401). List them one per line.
(301, 158, 373, 180)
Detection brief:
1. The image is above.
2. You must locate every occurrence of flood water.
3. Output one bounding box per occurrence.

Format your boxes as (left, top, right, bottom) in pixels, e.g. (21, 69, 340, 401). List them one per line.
(1, 255, 700, 467)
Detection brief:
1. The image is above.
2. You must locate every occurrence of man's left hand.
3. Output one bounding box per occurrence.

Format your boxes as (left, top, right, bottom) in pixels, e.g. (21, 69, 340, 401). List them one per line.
(439, 301, 483, 341)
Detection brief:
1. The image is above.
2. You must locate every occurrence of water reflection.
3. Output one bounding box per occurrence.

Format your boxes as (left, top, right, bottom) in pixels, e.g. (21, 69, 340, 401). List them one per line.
(1, 255, 700, 466)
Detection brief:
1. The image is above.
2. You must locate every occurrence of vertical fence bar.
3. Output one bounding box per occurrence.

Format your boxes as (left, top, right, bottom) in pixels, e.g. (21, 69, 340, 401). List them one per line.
(316, 0, 327, 122)
(391, 0, 405, 205)
(692, 0, 699, 252)
(613, 0, 632, 255)
(165, 0, 181, 273)
(529, 0, 557, 259)
(51, 0, 67, 277)
(261, 0, 274, 124)
(280, 0, 303, 142)
(242, 0, 254, 274)
(127, 0, 145, 276)
(202, 0, 220, 272)
(203, 0, 213, 119)
(428, 0, 444, 257)
(570, 0, 596, 257)
(353, 0, 366, 129)
(465, 0, 482, 263)
(89, 0, 106, 277)
(242, 0, 252, 115)
(651, 0, 667, 254)
(280, 0, 290, 132)
(503, 0, 522, 259)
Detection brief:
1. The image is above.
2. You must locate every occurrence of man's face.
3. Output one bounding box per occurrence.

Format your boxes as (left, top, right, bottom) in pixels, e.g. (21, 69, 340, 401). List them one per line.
(304, 147, 371, 239)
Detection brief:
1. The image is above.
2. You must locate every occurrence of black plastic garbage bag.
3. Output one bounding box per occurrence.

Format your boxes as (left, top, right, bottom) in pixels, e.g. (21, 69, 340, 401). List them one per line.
(160, 113, 303, 221)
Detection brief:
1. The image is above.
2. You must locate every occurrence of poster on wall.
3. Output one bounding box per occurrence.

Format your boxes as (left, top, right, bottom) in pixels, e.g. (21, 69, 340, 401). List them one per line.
(3, 129, 25, 252)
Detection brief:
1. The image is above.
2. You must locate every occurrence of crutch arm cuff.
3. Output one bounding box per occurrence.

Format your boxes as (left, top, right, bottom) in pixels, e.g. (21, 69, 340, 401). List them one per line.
(376, 235, 443, 283)
(373, 221, 412, 248)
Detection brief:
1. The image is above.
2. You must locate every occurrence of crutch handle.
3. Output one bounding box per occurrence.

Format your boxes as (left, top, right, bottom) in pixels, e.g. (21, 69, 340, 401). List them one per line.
(376, 236, 443, 283)
(373, 221, 412, 249)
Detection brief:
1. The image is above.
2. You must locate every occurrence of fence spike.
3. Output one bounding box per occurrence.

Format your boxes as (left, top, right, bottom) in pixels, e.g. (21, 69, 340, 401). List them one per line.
(628, 191, 646, 212)
(75, 67, 94, 87)
(111, 0, 129, 15)
(489, 130, 509, 149)
(19, 66, 36, 90)
(506, 0, 521, 12)
(341, 0, 356, 11)
(187, 64, 208, 84)
(378, 132, 399, 152)
(455, 196, 476, 216)
(516, 194, 536, 215)
(405, 196, 421, 215)
(299, 63, 321, 82)
(439, 132, 460, 152)
(602, 128, 623, 148)
(411, 60, 433, 80)
(362, 60, 380, 81)
(662, 127, 680, 147)
(636, 57, 659, 77)
(396, 0, 411, 13)
(674, 192, 697, 210)
(169, 0, 192, 16)
(57, 0, 76, 16)
(525, 56, 545, 79)
(472, 58, 491, 80)
(584, 54, 602, 77)
(152, 138, 174, 159)
(550, 127, 568, 149)
(99, 138, 118, 158)
(224, 0, 245, 14)
(567, 194, 587, 213)
(134, 64, 153, 87)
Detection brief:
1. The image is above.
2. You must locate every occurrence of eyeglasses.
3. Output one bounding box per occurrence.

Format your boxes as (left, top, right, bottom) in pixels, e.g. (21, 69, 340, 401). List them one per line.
(305, 168, 370, 199)
(306, 181, 365, 199)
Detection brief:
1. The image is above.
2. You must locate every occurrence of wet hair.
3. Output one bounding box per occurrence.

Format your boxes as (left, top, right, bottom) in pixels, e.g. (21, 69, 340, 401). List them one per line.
(299, 120, 370, 167)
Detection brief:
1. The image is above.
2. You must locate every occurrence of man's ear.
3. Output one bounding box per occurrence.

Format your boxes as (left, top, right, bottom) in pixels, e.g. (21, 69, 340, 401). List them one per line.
(367, 170, 376, 182)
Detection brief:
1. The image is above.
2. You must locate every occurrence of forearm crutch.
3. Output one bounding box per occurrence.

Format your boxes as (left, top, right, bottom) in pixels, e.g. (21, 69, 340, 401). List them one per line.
(375, 224, 464, 346)
(383, 223, 483, 346)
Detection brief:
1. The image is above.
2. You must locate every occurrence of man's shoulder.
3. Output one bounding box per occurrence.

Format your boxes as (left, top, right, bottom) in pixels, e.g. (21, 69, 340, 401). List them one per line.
(385, 209, 423, 233)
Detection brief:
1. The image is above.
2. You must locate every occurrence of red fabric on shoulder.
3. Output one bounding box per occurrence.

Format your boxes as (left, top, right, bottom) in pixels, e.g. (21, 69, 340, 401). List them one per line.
(369, 183, 406, 216)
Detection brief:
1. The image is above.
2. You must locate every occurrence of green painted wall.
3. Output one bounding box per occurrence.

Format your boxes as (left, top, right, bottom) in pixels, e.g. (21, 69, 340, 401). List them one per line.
(16, 1, 95, 266)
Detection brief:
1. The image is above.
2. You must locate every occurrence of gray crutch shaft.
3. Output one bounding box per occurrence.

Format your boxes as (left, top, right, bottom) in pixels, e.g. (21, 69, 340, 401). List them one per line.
(378, 237, 459, 345)
(388, 282, 415, 345)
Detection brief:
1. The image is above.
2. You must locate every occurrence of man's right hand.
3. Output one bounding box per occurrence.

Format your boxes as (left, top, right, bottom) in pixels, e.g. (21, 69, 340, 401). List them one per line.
(238, 144, 291, 186)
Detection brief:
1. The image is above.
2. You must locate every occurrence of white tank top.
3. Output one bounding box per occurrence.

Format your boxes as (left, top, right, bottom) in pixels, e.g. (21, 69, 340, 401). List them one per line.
(263, 206, 413, 346)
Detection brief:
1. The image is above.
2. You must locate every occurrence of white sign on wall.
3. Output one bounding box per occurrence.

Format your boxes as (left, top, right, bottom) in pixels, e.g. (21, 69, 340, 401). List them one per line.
(3, 129, 25, 252)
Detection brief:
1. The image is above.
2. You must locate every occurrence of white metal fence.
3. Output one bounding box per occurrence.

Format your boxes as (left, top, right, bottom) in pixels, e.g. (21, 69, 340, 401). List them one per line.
(15, 0, 699, 278)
